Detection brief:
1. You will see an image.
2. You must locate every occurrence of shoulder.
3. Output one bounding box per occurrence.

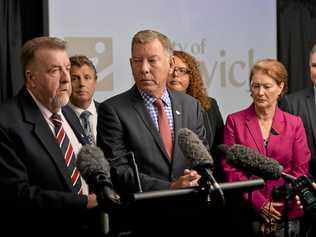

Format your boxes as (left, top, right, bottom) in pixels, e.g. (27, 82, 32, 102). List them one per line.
(101, 88, 135, 107)
(286, 88, 311, 101)
(169, 89, 199, 106)
(0, 92, 25, 124)
(226, 106, 249, 121)
(279, 108, 303, 124)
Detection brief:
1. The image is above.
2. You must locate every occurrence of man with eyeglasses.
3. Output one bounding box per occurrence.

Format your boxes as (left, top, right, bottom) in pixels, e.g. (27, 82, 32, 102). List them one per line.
(97, 29, 209, 235)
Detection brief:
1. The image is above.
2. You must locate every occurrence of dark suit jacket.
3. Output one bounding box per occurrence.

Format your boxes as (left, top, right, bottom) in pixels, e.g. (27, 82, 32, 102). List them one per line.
(0, 87, 93, 234)
(202, 97, 224, 181)
(280, 87, 316, 179)
(97, 85, 208, 193)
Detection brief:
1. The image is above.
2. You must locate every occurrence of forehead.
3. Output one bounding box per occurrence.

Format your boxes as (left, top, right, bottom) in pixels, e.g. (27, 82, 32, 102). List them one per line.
(71, 64, 95, 74)
(132, 38, 166, 57)
(251, 72, 276, 84)
(174, 56, 186, 66)
(311, 52, 316, 63)
(34, 48, 69, 65)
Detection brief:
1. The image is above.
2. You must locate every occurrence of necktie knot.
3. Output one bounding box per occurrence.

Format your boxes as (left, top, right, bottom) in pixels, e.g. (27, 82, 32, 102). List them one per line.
(50, 113, 62, 127)
(154, 98, 164, 109)
(80, 110, 91, 120)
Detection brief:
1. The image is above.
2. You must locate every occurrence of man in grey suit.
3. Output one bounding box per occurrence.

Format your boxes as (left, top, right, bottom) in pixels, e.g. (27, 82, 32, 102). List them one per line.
(97, 30, 209, 235)
(280, 44, 316, 180)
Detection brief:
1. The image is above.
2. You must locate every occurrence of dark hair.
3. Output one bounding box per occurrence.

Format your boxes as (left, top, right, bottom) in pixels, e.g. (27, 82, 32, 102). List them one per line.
(21, 36, 67, 78)
(132, 30, 173, 56)
(173, 50, 211, 111)
(70, 55, 97, 80)
(249, 58, 288, 98)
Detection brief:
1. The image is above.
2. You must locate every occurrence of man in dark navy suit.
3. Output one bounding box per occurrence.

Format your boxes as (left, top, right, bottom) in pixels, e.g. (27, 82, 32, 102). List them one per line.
(280, 44, 316, 180)
(97, 30, 210, 236)
(0, 37, 101, 235)
(68, 55, 99, 144)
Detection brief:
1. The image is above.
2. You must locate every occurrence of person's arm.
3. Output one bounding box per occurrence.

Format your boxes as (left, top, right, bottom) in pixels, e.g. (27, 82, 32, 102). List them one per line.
(0, 126, 87, 208)
(97, 101, 172, 192)
(290, 116, 310, 177)
(222, 115, 267, 212)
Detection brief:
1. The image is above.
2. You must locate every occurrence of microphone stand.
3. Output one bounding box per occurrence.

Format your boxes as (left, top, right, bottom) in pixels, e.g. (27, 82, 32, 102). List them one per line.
(283, 182, 291, 237)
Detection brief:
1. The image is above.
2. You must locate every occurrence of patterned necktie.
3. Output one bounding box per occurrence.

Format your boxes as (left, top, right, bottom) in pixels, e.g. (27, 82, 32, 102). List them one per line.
(154, 99, 173, 159)
(80, 111, 94, 144)
(50, 113, 83, 195)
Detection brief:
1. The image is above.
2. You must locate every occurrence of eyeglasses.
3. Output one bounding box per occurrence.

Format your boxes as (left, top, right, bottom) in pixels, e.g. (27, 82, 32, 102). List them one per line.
(173, 67, 190, 76)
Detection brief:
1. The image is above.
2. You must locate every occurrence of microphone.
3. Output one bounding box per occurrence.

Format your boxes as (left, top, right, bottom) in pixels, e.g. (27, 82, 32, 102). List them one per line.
(177, 128, 222, 194)
(77, 144, 121, 210)
(219, 143, 316, 214)
(218, 143, 295, 181)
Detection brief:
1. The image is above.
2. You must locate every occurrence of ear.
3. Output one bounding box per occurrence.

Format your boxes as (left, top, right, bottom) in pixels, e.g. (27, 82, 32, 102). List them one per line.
(278, 82, 284, 94)
(129, 58, 133, 68)
(25, 70, 36, 88)
(168, 56, 175, 74)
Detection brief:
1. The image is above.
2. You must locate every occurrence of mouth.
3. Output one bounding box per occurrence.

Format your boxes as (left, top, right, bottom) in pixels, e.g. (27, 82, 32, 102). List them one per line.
(169, 80, 179, 85)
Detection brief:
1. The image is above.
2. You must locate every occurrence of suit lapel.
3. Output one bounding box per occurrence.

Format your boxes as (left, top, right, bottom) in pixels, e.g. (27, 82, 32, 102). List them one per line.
(20, 88, 74, 190)
(62, 106, 87, 145)
(245, 105, 266, 155)
(170, 91, 183, 162)
(130, 87, 171, 161)
(305, 88, 316, 144)
(266, 107, 284, 157)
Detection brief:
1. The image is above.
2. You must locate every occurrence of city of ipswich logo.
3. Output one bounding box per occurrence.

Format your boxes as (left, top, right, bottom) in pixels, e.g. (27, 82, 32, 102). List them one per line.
(65, 37, 113, 91)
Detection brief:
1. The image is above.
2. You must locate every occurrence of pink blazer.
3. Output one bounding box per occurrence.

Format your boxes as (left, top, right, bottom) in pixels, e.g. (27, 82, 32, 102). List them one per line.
(222, 104, 310, 219)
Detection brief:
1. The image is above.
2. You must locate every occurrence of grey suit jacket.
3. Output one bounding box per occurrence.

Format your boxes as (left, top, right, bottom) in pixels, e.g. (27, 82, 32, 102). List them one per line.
(280, 87, 316, 179)
(97, 85, 208, 193)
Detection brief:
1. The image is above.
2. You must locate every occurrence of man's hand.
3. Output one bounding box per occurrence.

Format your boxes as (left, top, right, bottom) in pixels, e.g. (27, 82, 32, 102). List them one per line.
(170, 169, 201, 189)
(295, 182, 316, 208)
(87, 193, 98, 209)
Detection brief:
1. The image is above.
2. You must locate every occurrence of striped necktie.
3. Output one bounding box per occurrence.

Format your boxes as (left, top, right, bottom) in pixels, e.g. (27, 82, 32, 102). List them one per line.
(50, 113, 83, 195)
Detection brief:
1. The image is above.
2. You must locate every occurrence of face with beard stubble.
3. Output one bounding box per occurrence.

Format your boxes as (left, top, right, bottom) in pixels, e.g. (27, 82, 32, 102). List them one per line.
(25, 48, 72, 113)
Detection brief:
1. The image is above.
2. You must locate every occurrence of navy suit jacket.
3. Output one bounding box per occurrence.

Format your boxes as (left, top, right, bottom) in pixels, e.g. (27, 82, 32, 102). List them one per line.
(97, 85, 208, 193)
(0, 87, 92, 233)
(280, 87, 316, 179)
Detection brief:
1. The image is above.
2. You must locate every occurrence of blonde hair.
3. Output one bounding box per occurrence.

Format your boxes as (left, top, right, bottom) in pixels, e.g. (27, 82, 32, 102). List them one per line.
(249, 58, 288, 98)
(131, 30, 173, 56)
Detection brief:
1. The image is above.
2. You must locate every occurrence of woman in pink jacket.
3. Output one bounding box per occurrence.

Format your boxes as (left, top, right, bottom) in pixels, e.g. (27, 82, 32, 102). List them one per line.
(222, 59, 310, 237)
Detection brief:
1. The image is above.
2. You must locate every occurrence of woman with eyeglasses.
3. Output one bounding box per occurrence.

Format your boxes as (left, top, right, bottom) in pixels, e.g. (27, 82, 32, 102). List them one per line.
(167, 50, 225, 181)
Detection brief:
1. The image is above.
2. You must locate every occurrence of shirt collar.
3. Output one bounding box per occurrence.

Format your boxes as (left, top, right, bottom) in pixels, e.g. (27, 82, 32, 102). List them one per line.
(138, 88, 171, 107)
(27, 88, 62, 121)
(68, 101, 97, 117)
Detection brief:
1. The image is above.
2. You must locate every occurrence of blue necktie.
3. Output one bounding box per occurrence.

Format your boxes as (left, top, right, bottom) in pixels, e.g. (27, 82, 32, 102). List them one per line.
(80, 111, 95, 144)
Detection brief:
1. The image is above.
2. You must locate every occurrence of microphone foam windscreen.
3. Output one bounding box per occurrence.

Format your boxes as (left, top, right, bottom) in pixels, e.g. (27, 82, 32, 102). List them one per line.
(226, 144, 282, 179)
(178, 128, 213, 167)
(77, 144, 111, 180)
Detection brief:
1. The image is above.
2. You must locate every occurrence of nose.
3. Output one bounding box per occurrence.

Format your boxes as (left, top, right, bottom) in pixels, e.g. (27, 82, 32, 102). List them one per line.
(140, 60, 150, 74)
(258, 86, 265, 95)
(60, 67, 70, 83)
(172, 69, 178, 77)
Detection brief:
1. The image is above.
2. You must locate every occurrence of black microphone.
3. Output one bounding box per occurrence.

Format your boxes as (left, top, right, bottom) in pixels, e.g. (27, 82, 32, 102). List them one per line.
(77, 144, 121, 210)
(178, 128, 222, 193)
(218, 143, 295, 181)
(219, 143, 316, 214)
